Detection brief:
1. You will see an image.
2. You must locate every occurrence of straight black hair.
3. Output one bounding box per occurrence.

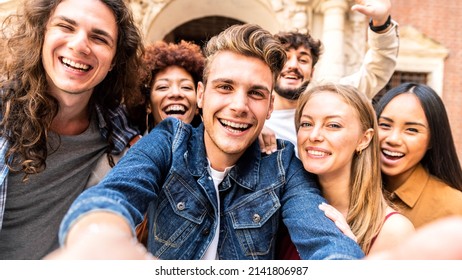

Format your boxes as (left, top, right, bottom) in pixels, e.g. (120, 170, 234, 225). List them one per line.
(375, 82, 462, 191)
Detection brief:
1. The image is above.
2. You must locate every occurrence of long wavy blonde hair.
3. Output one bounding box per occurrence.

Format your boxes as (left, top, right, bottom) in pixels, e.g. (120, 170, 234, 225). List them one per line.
(295, 83, 387, 253)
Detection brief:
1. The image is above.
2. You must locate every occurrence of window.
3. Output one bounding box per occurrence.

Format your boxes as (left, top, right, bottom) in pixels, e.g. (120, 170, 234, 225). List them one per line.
(373, 71, 428, 105)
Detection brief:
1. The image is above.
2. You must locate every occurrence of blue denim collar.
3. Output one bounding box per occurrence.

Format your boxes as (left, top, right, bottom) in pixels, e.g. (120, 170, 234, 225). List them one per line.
(185, 124, 261, 192)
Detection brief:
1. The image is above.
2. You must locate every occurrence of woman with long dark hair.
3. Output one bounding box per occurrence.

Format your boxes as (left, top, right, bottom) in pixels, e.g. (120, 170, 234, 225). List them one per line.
(375, 82, 462, 228)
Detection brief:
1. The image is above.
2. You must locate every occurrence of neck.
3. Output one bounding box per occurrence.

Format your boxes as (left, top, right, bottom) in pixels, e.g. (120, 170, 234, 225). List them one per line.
(273, 92, 298, 110)
(203, 133, 240, 172)
(49, 88, 94, 135)
(51, 107, 91, 136)
(384, 166, 418, 193)
(319, 173, 351, 218)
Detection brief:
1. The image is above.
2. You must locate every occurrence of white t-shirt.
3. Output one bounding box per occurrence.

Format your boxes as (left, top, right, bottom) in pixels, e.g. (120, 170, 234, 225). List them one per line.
(202, 161, 232, 260)
(265, 108, 297, 153)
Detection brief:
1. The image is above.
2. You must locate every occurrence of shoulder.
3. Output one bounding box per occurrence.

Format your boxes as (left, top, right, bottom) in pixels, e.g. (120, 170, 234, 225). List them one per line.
(383, 210, 415, 233)
(146, 117, 188, 134)
(368, 209, 415, 255)
(142, 118, 197, 148)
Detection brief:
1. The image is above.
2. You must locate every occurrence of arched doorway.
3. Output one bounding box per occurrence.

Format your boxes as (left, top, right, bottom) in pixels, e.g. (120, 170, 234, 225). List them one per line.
(163, 16, 244, 47)
(143, 0, 280, 43)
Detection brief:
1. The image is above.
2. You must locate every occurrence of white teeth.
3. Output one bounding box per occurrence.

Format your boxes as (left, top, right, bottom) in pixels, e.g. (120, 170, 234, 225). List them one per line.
(165, 105, 186, 113)
(383, 149, 404, 157)
(62, 57, 90, 70)
(221, 119, 249, 129)
(307, 150, 329, 156)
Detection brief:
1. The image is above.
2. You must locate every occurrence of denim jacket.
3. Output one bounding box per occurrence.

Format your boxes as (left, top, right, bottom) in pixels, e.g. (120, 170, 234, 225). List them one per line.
(59, 118, 364, 260)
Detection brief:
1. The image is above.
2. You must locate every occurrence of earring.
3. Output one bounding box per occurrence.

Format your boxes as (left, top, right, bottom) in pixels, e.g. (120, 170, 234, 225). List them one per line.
(356, 148, 362, 156)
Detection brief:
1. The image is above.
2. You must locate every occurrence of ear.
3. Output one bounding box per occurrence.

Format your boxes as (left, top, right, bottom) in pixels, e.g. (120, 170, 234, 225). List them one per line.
(356, 128, 374, 153)
(310, 66, 315, 79)
(109, 61, 115, 71)
(266, 93, 274, 120)
(197, 82, 205, 109)
(146, 102, 152, 114)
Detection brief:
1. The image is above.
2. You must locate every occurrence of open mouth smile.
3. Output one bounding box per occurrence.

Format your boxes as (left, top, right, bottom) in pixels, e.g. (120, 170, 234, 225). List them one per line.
(60, 57, 92, 72)
(219, 119, 251, 133)
(164, 104, 188, 115)
(382, 149, 404, 160)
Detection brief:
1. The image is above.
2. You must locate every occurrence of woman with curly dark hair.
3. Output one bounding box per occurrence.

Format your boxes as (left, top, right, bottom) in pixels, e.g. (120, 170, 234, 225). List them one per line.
(0, 0, 144, 259)
(139, 40, 205, 132)
(135, 40, 205, 245)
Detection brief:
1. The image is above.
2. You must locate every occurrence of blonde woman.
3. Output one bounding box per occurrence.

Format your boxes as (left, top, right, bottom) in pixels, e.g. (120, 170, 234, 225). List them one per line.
(277, 84, 414, 258)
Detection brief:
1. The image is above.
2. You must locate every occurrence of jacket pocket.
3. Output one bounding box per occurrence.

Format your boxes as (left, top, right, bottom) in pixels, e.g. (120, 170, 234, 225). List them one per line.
(228, 188, 281, 256)
(152, 174, 208, 248)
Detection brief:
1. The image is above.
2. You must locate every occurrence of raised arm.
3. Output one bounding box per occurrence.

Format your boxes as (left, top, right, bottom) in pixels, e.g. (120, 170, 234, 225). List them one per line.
(342, 0, 398, 98)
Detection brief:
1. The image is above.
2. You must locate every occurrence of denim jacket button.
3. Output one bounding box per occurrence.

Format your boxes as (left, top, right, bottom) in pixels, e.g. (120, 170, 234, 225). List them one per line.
(202, 228, 210, 235)
(177, 202, 185, 211)
(252, 213, 261, 223)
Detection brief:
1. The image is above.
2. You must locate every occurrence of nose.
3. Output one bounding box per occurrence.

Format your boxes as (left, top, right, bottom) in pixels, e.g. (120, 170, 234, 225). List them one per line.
(168, 84, 184, 99)
(229, 90, 248, 115)
(285, 55, 298, 69)
(384, 128, 403, 146)
(68, 31, 91, 55)
(309, 125, 323, 142)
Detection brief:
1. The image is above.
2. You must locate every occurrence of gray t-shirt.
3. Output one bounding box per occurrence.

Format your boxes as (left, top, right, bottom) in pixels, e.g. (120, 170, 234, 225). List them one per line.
(0, 117, 107, 259)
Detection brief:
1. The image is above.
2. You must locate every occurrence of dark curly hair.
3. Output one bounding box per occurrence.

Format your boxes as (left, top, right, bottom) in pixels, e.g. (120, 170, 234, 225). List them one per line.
(139, 40, 205, 130)
(274, 31, 323, 66)
(139, 40, 205, 92)
(0, 0, 144, 175)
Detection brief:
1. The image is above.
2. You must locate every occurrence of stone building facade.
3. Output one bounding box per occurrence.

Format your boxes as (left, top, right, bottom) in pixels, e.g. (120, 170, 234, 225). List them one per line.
(1, 0, 461, 160)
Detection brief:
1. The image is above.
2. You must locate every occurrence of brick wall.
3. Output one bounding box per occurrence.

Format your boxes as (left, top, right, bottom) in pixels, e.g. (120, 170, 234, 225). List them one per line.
(391, 0, 462, 161)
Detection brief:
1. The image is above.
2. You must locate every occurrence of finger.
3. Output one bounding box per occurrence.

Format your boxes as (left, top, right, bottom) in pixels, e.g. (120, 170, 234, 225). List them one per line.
(268, 137, 277, 153)
(334, 220, 357, 242)
(258, 135, 267, 154)
(262, 134, 276, 154)
(351, 4, 374, 16)
(319, 205, 337, 222)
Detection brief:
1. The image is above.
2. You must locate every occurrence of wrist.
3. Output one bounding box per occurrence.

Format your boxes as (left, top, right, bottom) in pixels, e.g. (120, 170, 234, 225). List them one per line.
(65, 212, 133, 246)
(369, 15, 391, 33)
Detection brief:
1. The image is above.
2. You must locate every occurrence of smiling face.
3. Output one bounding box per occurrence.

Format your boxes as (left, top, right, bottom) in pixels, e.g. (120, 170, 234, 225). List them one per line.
(148, 65, 198, 126)
(274, 46, 314, 99)
(42, 0, 117, 100)
(378, 93, 431, 189)
(197, 51, 273, 171)
(297, 91, 369, 182)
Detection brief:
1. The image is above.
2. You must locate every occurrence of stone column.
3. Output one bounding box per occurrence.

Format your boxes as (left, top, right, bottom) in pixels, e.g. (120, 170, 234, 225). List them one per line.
(315, 0, 348, 81)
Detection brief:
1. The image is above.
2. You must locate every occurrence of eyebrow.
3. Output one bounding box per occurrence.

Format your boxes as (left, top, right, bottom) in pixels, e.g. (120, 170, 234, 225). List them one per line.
(298, 51, 312, 57)
(250, 84, 271, 95)
(52, 15, 116, 45)
(301, 114, 344, 120)
(155, 78, 194, 82)
(379, 116, 428, 128)
(211, 78, 234, 85)
(212, 78, 271, 94)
